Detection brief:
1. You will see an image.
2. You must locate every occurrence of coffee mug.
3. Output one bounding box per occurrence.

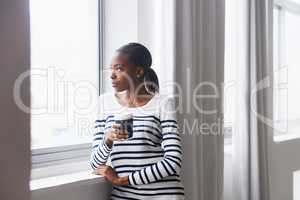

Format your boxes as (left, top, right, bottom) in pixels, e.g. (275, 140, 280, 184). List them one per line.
(114, 113, 133, 138)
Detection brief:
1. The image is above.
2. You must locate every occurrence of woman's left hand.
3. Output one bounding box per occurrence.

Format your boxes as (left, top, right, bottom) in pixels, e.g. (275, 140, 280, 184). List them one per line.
(93, 165, 129, 186)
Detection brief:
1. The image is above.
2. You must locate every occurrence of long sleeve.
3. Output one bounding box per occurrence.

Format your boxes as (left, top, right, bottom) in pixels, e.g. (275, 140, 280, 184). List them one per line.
(128, 97, 183, 186)
(90, 95, 112, 170)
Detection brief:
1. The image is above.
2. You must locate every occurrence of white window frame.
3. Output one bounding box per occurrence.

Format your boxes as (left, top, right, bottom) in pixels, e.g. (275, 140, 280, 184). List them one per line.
(31, 0, 105, 179)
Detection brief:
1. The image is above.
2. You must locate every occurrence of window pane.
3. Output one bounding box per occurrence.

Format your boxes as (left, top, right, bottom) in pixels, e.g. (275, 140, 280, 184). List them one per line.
(273, 7, 288, 134)
(273, 8, 300, 137)
(30, 0, 99, 149)
(285, 11, 300, 134)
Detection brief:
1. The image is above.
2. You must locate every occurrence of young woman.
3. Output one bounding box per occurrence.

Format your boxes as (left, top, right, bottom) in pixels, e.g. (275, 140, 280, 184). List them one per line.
(90, 43, 185, 199)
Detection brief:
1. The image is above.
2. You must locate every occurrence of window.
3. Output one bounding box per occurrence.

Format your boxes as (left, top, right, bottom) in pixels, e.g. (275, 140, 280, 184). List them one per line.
(273, 0, 300, 140)
(30, 0, 104, 174)
(224, 0, 237, 147)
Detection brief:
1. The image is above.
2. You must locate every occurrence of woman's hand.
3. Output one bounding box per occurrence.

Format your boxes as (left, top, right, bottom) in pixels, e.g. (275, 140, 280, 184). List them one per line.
(104, 124, 128, 148)
(93, 165, 129, 186)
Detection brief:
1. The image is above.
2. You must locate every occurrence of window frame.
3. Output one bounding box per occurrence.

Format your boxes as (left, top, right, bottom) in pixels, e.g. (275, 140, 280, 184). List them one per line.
(31, 0, 105, 178)
(273, 0, 300, 140)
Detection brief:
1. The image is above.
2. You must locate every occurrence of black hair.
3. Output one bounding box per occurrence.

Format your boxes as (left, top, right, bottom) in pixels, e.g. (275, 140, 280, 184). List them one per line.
(116, 42, 159, 94)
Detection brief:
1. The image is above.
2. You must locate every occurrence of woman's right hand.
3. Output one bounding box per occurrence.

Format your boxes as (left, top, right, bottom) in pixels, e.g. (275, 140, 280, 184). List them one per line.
(104, 124, 128, 148)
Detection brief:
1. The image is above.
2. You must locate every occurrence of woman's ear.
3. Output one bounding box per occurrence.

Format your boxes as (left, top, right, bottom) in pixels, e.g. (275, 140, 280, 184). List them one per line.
(136, 67, 145, 78)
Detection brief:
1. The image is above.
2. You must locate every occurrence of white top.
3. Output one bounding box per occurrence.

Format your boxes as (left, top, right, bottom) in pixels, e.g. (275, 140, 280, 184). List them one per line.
(114, 113, 133, 121)
(90, 92, 185, 199)
(99, 91, 161, 116)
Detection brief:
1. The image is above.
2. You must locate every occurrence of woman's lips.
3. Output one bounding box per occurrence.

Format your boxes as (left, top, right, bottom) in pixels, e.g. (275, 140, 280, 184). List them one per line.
(112, 82, 118, 87)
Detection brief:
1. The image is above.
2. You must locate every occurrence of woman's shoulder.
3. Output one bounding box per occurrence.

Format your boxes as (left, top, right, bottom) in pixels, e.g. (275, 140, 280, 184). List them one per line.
(156, 94, 177, 119)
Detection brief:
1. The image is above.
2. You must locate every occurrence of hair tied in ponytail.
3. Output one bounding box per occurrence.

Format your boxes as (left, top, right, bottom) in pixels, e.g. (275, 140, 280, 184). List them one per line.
(144, 67, 159, 94)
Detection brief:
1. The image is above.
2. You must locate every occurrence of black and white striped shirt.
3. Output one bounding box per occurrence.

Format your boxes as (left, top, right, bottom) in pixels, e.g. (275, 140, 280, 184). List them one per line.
(90, 92, 185, 200)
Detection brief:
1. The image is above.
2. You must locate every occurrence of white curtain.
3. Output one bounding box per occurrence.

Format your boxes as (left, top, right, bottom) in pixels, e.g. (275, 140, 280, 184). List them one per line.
(174, 0, 225, 199)
(232, 0, 273, 199)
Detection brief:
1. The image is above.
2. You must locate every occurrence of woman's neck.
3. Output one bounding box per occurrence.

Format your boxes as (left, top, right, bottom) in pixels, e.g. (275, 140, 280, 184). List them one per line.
(116, 86, 153, 107)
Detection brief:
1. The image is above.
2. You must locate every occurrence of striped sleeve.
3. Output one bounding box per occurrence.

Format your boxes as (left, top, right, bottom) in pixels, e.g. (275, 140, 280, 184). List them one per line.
(90, 96, 112, 170)
(128, 97, 182, 186)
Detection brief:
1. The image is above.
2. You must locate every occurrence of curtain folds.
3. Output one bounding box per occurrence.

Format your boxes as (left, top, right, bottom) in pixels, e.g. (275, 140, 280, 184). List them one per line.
(174, 0, 225, 199)
(232, 0, 273, 200)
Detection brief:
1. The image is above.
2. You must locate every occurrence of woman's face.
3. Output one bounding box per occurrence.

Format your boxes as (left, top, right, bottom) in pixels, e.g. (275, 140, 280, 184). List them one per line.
(110, 52, 139, 92)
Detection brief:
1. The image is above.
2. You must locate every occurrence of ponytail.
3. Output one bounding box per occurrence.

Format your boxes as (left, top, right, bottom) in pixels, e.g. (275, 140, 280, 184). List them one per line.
(144, 67, 159, 94)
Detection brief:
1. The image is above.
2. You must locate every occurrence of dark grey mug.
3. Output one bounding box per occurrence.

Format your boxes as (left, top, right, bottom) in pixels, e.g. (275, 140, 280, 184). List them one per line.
(114, 113, 133, 138)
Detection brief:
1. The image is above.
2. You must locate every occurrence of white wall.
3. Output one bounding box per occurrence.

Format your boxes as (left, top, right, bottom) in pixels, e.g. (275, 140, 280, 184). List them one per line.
(103, 0, 138, 92)
(137, 0, 175, 95)
(0, 0, 31, 200)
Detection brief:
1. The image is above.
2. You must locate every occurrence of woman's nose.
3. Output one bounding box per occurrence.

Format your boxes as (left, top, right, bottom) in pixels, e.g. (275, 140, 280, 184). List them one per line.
(110, 71, 116, 80)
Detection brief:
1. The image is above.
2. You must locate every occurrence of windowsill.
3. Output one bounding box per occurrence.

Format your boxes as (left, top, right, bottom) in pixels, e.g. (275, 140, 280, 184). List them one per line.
(30, 171, 106, 191)
(274, 133, 300, 143)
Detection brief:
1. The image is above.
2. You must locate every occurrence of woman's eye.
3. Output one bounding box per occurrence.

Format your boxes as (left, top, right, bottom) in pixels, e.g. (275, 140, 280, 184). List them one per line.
(115, 65, 123, 71)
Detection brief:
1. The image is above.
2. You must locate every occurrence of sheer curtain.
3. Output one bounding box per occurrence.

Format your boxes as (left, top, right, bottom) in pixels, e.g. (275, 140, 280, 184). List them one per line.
(232, 0, 273, 199)
(174, 0, 225, 199)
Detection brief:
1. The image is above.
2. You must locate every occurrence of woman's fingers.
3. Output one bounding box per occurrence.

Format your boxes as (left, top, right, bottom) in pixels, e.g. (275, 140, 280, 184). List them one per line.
(113, 131, 128, 140)
(110, 124, 128, 141)
(92, 170, 98, 175)
(95, 165, 107, 175)
(112, 124, 121, 130)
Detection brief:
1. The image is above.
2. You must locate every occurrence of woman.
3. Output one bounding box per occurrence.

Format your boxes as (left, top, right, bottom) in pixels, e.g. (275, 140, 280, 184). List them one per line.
(90, 43, 185, 199)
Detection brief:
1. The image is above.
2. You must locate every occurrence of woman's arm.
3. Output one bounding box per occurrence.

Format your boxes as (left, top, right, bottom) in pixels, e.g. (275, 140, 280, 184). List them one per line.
(90, 96, 130, 171)
(93, 165, 129, 186)
(90, 96, 113, 170)
(90, 123, 129, 170)
(90, 119, 113, 170)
